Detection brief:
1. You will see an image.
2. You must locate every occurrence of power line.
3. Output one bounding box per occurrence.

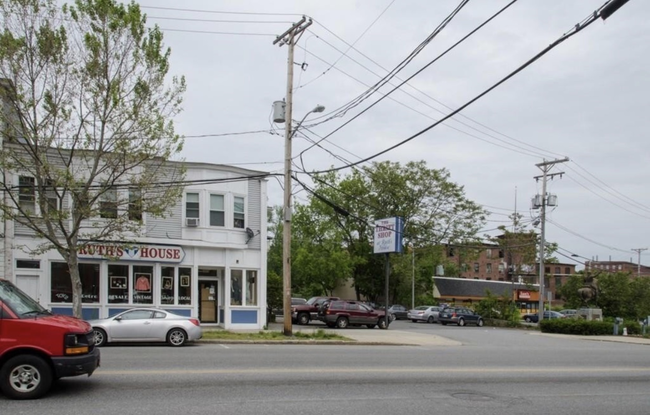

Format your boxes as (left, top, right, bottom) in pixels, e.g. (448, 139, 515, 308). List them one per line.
(147, 16, 293, 24)
(297, 0, 396, 90)
(307, 4, 608, 175)
(546, 218, 630, 254)
(140, 5, 303, 17)
(158, 27, 276, 37)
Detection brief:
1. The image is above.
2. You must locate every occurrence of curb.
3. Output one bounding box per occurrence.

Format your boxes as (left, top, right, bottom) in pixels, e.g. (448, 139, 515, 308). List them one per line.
(198, 339, 417, 346)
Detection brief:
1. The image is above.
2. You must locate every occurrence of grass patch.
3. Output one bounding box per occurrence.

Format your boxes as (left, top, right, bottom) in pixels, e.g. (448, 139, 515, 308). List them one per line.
(202, 328, 351, 341)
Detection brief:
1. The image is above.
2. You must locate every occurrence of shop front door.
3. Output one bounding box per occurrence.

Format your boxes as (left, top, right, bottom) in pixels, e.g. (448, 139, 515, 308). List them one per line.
(199, 282, 218, 323)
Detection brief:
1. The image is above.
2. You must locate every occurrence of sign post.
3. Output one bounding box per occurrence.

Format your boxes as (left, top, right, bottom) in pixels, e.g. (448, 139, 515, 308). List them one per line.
(374, 217, 403, 329)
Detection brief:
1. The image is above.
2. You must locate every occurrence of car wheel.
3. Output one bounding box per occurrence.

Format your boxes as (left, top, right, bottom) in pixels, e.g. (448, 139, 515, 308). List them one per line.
(167, 328, 187, 347)
(524, 316, 532, 323)
(427, 316, 435, 324)
(366, 324, 376, 329)
(336, 317, 349, 329)
(458, 318, 465, 327)
(297, 313, 310, 325)
(93, 328, 107, 347)
(411, 319, 417, 323)
(378, 318, 388, 330)
(0, 355, 53, 400)
(477, 318, 484, 327)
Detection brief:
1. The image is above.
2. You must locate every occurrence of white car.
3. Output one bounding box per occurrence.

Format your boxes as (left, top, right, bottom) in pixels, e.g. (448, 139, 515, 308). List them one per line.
(89, 308, 202, 347)
(407, 305, 442, 323)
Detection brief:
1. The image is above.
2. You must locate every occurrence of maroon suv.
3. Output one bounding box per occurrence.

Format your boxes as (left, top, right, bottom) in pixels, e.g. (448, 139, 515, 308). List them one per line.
(322, 300, 388, 329)
(291, 296, 339, 325)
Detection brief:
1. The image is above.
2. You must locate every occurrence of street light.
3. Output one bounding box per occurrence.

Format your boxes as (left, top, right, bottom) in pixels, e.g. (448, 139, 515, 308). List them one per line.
(282, 104, 325, 336)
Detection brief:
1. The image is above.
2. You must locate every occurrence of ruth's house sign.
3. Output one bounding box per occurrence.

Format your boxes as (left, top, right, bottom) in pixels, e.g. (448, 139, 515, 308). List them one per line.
(78, 243, 185, 263)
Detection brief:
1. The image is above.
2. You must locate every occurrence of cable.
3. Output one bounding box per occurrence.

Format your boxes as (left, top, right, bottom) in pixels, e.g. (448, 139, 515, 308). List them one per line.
(140, 5, 303, 17)
(158, 27, 276, 37)
(146, 16, 293, 24)
(308, 3, 608, 175)
(297, 0, 396, 90)
(546, 218, 630, 254)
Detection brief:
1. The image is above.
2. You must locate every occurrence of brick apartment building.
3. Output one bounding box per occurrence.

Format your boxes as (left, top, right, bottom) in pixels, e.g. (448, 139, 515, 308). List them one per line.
(586, 260, 650, 277)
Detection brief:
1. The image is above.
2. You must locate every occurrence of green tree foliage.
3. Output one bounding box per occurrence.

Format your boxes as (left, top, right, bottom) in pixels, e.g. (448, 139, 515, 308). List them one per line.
(305, 160, 487, 303)
(0, 0, 185, 317)
(475, 290, 520, 323)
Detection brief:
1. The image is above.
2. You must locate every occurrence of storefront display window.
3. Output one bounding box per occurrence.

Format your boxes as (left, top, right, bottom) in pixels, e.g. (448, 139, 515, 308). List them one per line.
(51, 262, 100, 303)
(178, 267, 192, 305)
(246, 270, 257, 306)
(230, 269, 243, 305)
(161, 266, 175, 305)
(108, 264, 129, 304)
(133, 265, 153, 304)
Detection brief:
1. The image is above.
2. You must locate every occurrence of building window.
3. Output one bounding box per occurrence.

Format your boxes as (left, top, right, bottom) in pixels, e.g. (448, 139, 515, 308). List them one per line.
(448, 247, 455, 257)
(461, 263, 467, 272)
(486, 263, 492, 273)
(186, 193, 199, 218)
(128, 188, 142, 221)
(210, 194, 225, 226)
(108, 264, 129, 304)
(554, 266, 560, 274)
(565, 267, 571, 274)
(16, 259, 40, 269)
(486, 249, 492, 259)
(545, 267, 550, 274)
(555, 276, 562, 288)
(161, 266, 175, 305)
(178, 267, 192, 305)
(498, 263, 505, 274)
(18, 176, 35, 213)
(473, 263, 479, 273)
(234, 196, 245, 228)
(51, 262, 100, 303)
(133, 265, 153, 304)
(100, 188, 118, 219)
(42, 179, 58, 213)
(246, 270, 258, 306)
(231, 270, 243, 305)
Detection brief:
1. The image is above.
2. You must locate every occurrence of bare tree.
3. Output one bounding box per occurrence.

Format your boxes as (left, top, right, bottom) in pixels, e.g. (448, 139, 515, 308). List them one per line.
(0, 0, 186, 317)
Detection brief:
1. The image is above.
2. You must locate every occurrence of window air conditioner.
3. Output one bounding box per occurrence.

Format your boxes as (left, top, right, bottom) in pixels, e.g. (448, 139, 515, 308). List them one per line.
(186, 218, 199, 227)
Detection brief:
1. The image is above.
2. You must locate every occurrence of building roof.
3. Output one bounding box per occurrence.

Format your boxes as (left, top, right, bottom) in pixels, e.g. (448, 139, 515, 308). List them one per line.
(433, 276, 539, 298)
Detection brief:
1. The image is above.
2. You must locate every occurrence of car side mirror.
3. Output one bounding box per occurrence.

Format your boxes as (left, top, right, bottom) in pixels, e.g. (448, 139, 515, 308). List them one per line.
(115, 316, 122, 321)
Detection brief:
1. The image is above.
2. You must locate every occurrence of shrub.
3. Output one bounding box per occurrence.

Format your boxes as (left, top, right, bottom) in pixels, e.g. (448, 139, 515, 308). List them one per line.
(540, 319, 613, 335)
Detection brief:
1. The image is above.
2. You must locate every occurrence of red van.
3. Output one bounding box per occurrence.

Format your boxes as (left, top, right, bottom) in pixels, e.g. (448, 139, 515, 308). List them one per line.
(0, 278, 100, 399)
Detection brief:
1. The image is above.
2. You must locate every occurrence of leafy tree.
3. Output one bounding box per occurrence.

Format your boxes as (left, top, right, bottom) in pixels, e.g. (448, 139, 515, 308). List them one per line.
(596, 272, 633, 318)
(0, 0, 185, 317)
(309, 160, 487, 303)
(629, 277, 650, 320)
(558, 274, 586, 308)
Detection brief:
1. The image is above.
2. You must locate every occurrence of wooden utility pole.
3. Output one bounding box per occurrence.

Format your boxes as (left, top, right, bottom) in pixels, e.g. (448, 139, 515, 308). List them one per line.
(274, 16, 312, 336)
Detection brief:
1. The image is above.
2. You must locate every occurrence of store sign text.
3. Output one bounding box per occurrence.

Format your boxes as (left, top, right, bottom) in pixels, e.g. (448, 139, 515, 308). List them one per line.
(78, 244, 185, 263)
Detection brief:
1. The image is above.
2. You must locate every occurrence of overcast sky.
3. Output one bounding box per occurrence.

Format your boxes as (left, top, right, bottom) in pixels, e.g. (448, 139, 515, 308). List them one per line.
(137, 0, 650, 268)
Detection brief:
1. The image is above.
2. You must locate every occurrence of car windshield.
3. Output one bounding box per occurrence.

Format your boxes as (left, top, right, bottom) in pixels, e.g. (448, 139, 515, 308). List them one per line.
(306, 297, 322, 305)
(0, 280, 50, 318)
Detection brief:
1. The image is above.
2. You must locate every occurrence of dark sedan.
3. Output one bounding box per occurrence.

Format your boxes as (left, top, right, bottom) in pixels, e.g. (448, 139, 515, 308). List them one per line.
(438, 307, 484, 327)
(523, 310, 565, 323)
(387, 304, 408, 321)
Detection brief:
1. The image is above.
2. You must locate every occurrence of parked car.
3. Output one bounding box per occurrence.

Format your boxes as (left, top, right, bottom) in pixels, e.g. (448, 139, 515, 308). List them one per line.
(321, 300, 388, 329)
(292, 296, 339, 325)
(89, 308, 202, 347)
(560, 309, 577, 317)
(438, 307, 484, 327)
(522, 310, 565, 323)
(407, 305, 442, 323)
(387, 304, 408, 321)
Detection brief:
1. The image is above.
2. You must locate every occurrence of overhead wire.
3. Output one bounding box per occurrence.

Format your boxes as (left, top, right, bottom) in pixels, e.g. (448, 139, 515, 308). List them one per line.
(546, 218, 630, 254)
(306, 3, 608, 176)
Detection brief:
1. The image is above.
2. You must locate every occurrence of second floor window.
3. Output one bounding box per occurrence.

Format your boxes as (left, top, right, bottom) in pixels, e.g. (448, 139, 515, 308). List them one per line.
(486, 263, 492, 273)
(18, 176, 35, 213)
(486, 249, 492, 259)
(473, 263, 479, 273)
(210, 194, 224, 226)
(234, 196, 245, 228)
(100, 188, 117, 219)
(186, 193, 199, 218)
(43, 179, 58, 213)
(128, 189, 142, 221)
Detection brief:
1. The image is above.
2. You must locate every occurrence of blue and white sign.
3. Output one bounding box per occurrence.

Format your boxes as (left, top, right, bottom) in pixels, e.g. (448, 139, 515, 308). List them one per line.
(373, 217, 404, 254)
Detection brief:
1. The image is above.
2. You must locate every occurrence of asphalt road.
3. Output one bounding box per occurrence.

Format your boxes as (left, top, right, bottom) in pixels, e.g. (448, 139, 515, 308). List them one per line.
(3, 321, 650, 414)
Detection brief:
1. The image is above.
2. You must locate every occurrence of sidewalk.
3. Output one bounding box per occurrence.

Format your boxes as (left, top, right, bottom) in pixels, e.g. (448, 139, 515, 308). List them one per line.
(531, 331, 650, 346)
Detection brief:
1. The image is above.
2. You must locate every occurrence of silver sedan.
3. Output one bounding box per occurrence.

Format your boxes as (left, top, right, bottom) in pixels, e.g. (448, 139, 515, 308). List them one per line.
(407, 306, 441, 323)
(88, 308, 202, 347)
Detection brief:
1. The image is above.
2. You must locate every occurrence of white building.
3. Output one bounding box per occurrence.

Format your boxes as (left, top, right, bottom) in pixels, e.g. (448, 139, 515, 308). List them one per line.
(4, 161, 268, 330)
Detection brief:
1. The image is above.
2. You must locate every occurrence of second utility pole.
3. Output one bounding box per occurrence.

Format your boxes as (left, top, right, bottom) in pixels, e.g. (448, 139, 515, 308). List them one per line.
(274, 16, 312, 336)
(534, 157, 568, 323)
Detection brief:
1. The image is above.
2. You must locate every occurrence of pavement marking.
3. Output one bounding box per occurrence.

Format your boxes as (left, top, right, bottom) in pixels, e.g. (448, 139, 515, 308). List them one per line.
(95, 366, 650, 376)
(219, 344, 230, 349)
